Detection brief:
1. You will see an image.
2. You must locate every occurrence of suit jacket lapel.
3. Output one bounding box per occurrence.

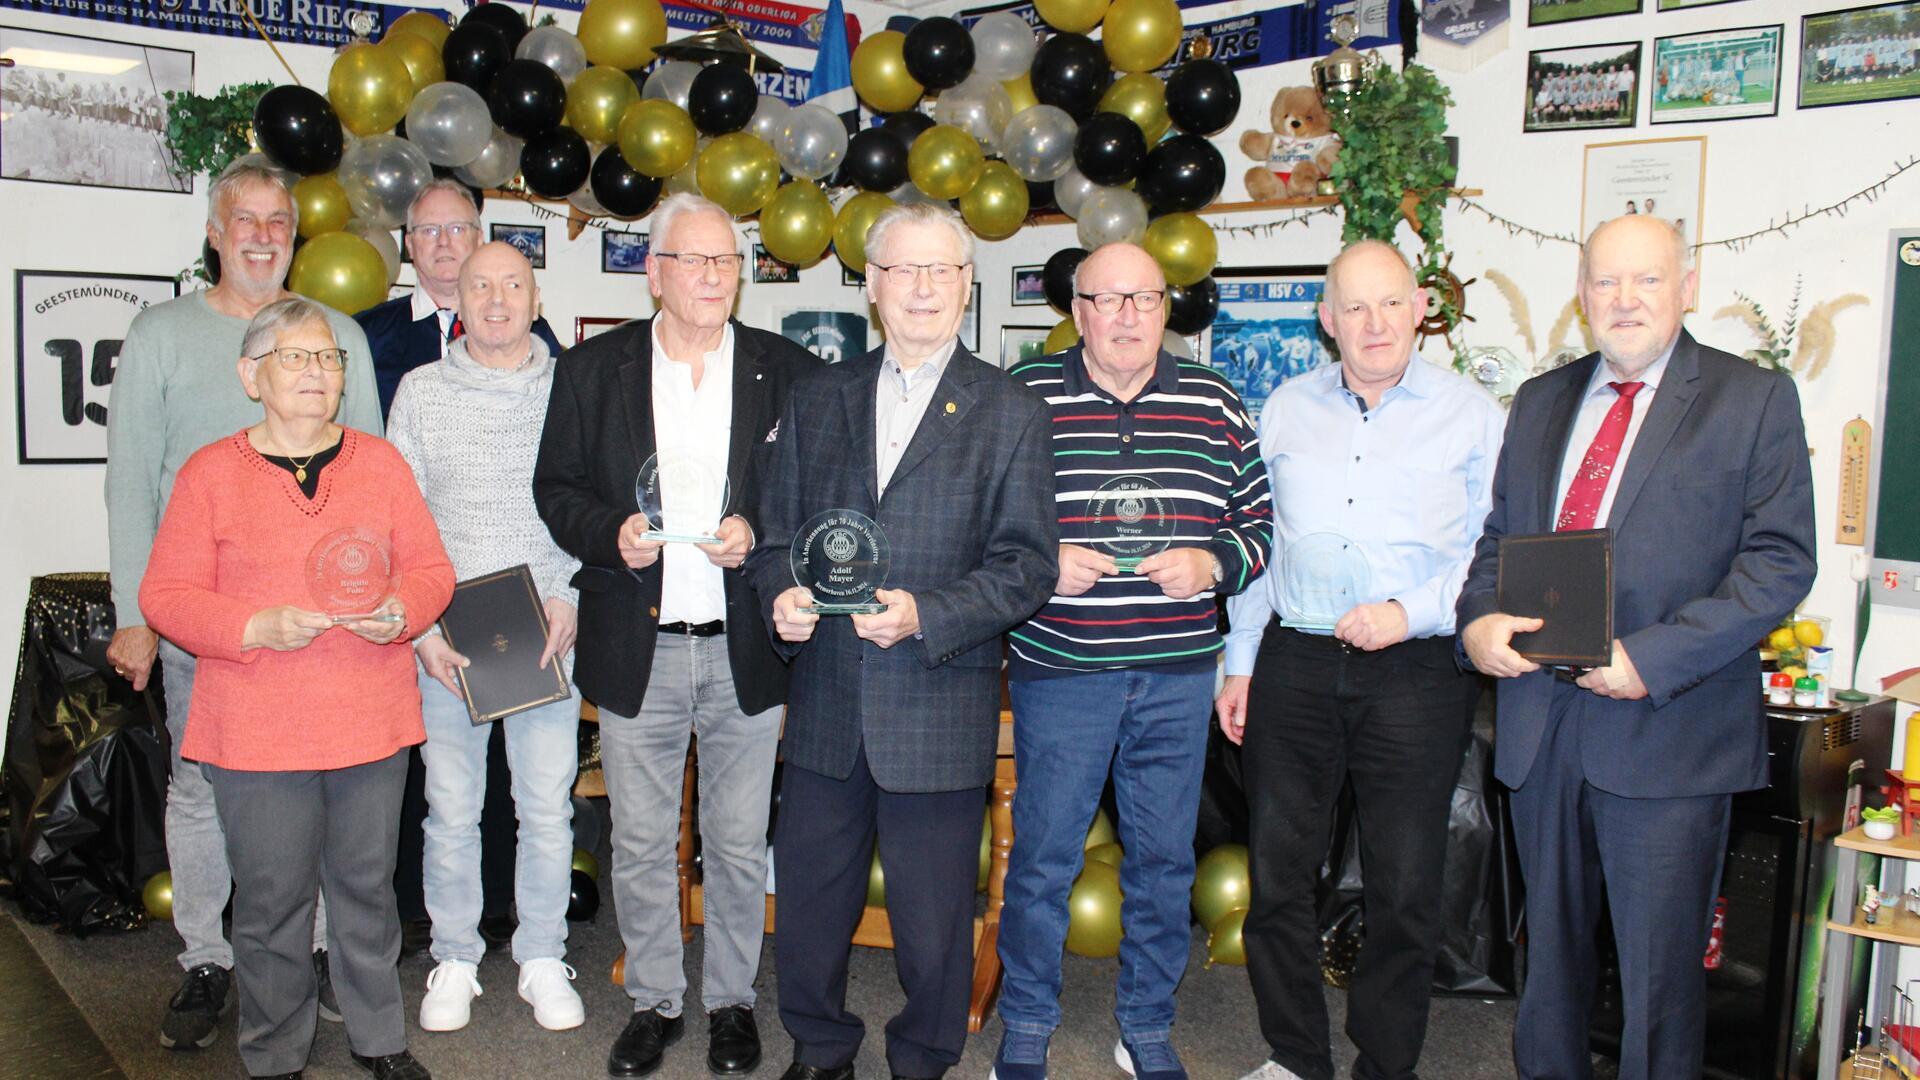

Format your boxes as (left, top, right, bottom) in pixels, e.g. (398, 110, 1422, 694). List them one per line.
(884, 346, 981, 498)
(842, 351, 881, 506)
(726, 321, 767, 516)
(617, 320, 657, 490)
(1536, 354, 1595, 533)
(1606, 331, 1702, 530)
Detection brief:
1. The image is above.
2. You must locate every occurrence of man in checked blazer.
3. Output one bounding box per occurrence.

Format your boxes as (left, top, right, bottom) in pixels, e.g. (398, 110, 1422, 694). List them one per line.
(743, 203, 1057, 1080)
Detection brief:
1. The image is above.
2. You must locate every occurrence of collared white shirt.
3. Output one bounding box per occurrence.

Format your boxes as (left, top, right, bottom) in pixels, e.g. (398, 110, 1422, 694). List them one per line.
(410, 288, 456, 360)
(875, 338, 957, 498)
(651, 319, 735, 624)
(1552, 341, 1675, 529)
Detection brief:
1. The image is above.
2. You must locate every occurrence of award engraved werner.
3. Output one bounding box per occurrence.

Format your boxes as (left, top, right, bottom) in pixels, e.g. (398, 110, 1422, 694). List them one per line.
(308, 528, 404, 623)
(1277, 532, 1372, 631)
(636, 452, 731, 544)
(791, 509, 891, 615)
(1084, 475, 1175, 570)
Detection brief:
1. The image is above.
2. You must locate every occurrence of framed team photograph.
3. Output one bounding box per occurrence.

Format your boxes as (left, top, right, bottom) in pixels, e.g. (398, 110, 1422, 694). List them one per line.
(1206, 266, 1334, 421)
(1652, 25, 1783, 124)
(16, 270, 179, 463)
(1001, 326, 1052, 370)
(1012, 265, 1048, 306)
(752, 244, 799, 283)
(490, 223, 546, 269)
(574, 317, 629, 345)
(1528, 0, 1641, 28)
(1799, 1, 1920, 110)
(0, 25, 194, 193)
(1525, 42, 1642, 132)
(602, 230, 649, 274)
(1658, 0, 1744, 8)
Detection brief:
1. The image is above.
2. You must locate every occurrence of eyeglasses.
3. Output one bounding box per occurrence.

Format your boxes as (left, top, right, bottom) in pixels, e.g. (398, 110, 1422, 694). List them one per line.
(657, 252, 744, 273)
(871, 263, 966, 286)
(1076, 290, 1166, 315)
(410, 222, 479, 243)
(252, 347, 348, 372)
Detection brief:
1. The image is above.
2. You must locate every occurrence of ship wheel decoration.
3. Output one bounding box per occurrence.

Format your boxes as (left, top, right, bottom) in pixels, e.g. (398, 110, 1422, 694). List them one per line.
(1417, 253, 1476, 349)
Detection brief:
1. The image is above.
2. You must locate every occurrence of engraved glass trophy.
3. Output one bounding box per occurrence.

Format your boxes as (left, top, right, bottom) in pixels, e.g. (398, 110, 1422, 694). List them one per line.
(636, 452, 732, 544)
(1085, 475, 1176, 570)
(1278, 532, 1371, 630)
(308, 528, 404, 623)
(791, 509, 891, 615)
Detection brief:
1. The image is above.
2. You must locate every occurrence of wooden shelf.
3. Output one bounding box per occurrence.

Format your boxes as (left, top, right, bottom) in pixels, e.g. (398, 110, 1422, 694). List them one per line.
(1836, 826, 1920, 859)
(1829, 902, 1920, 947)
(1026, 188, 1483, 227)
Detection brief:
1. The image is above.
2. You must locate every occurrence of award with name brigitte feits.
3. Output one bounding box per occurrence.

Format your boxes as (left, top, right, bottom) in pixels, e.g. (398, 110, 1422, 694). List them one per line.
(1278, 532, 1372, 631)
(791, 510, 891, 615)
(308, 528, 403, 623)
(1086, 475, 1175, 570)
(636, 452, 731, 544)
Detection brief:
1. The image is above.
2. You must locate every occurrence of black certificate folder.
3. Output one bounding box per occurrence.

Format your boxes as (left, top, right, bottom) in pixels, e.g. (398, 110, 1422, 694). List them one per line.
(439, 565, 570, 724)
(1496, 529, 1613, 668)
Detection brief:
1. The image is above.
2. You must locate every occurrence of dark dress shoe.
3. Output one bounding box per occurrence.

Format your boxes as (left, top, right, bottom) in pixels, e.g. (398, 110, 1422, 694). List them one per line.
(708, 1005, 761, 1074)
(608, 1009, 684, 1077)
(350, 1050, 431, 1080)
(778, 1063, 855, 1080)
(398, 919, 432, 959)
(478, 912, 517, 950)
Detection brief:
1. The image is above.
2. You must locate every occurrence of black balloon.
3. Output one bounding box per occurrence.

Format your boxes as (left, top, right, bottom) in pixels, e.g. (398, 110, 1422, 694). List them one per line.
(1165, 276, 1218, 335)
(488, 59, 567, 139)
(686, 63, 759, 136)
(880, 110, 935, 150)
(444, 22, 512, 92)
(902, 17, 975, 92)
(253, 85, 343, 176)
(1072, 112, 1146, 187)
(1030, 33, 1111, 121)
(590, 144, 664, 218)
(201, 238, 222, 285)
(1043, 247, 1090, 313)
(461, 1, 527, 53)
(840, 127, 909, 191)
(1136, 134, 1226, 214)
(1027, 179, 1056, 214)
(1166, 58, 1241, 137)
(566, 869, 600, 921)
(520, 126, 592, 199)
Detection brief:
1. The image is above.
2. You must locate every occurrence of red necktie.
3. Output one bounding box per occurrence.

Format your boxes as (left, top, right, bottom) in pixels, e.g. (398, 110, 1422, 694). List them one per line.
(447, 314, 464, 342)
(1555, 381, 1645, 531)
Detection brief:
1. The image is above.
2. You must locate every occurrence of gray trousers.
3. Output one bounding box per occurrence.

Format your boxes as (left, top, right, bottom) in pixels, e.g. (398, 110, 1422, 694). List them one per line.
(206, 750, 410, 1076)
(160, 640, 325, 971)
(600, 632, 782, 1017)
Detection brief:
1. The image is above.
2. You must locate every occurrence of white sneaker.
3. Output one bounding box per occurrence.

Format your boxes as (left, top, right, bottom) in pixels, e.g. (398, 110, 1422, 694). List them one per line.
(1237, 1063, 1307, 1080)
(517, 957, 584, 1031)
(419, 960, 482, 1032)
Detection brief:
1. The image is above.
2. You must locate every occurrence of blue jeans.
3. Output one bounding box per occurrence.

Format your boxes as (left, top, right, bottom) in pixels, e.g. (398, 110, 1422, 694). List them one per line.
(418, 672, 580, 965)
(998, 667, 1214, 1042)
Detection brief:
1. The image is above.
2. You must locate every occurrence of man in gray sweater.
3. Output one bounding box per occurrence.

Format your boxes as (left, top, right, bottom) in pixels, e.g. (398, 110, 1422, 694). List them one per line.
(104, 158, 382, 1052)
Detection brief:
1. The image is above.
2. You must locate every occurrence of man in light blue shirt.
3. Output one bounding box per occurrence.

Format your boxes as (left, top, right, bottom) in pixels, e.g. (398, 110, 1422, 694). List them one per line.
(1216, 240, 1504, 1080)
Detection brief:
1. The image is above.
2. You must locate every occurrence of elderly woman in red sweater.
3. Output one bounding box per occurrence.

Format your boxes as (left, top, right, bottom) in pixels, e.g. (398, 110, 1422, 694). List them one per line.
(141, 296, 454, 1080)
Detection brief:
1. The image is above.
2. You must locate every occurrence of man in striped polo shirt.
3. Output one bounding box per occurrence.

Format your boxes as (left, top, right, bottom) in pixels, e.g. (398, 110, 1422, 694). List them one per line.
(995, 243, 1273, 1080)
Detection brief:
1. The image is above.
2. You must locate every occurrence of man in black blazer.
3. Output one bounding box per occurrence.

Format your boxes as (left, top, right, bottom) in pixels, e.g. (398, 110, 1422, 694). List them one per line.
(743, 203, 1057, 1080)
(534, 193, 818, 1078)
(1458, 214, 1815, 1080)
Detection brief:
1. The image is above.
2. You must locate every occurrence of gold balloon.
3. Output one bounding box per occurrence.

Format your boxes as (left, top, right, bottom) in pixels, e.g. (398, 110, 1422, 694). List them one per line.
(386, 10, 450, 50)
(960, 161, 1029, 240)
(328, 43, 414, 136)
(852, 31, 923, 113)
(1102, 0, 1182, 74)
(577, 0, 668, 70)
(293, 174, 352, 239)
(1085, 807, 1117, 849)
(385, 30, 444, 96)
(834, 191, 895, 273)
(289, 231, 390, 315)
(1145, 212, 1218, 287)
(867, 851, 887, 908)
(143, 871, 174, 921)
(1206, 907, 1248, 967)
(1191, 843, 1251, 930)
(978, 809, 994, 893)
(1064, 861, 1124, 958)
(909, 125, 985, 201)
(696, 132, 781, 216)
(1002, 73, 1040, 116)
(1085, 842, 1124, 869)
(618, 99, 698, 178)
(569, 65, 641, 146)
(760, 181, 835, 267)
(571, 848, 600, 879)
(1045, 318, 1081, 354)
(1100, 73, 1171, 144)
(1036, 0, 1110, 35)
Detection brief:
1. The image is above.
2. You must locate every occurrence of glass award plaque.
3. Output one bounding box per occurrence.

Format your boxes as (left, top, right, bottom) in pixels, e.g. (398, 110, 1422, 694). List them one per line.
(636, 452, 731, 544)
(1278, 532, 1371, 631)
(791, 509, 890, 615)
(1085, 475, 1175, 570)
(308, 528, 404, 623)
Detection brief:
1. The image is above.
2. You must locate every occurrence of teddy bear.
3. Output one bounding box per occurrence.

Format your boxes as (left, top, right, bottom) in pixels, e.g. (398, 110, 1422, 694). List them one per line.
(1239, 85, 1343, 200)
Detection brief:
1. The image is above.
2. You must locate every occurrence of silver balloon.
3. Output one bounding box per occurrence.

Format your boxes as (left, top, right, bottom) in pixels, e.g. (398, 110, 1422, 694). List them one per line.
(932, 71, 1013, 154)
(1075, 186, 1148, 248)
(568, 183, 609, 217)
(665, 156, 701, 196)
(1160, 329, 1194, 359)
(777, 103, 849, 181)
(1053, 164, 1103, 220)
(229, 152, 301, 192)
(748, 94, 790, 143)
(1001, 104, 1076, 182)
(338, 134, 433, 230)
(453, 128, 523, 189)
(516, 24, 588, 83)
(642, 60, 701, 111)
(346, 218, 403, 286)
(887, 179, 940, 205)
(970, 12, 1038, 81)
(404, 82, 493, 167)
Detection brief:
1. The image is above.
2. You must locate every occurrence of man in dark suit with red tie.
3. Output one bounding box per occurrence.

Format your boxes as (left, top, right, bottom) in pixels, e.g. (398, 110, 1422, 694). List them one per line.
(1457, 214, 1816, 1079)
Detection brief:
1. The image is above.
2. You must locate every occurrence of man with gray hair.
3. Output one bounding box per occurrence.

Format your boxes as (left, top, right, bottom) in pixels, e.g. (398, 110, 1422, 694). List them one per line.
(106, 157, 382, 1051)
(534, 192, 819, 1077)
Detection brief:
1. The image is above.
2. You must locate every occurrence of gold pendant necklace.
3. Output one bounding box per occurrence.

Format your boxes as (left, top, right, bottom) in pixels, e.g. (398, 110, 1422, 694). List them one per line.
(285, 447, 321, 484)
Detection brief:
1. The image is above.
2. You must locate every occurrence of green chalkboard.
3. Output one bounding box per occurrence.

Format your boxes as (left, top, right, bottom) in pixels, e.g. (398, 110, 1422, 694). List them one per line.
(1870, 234, 1920, 609)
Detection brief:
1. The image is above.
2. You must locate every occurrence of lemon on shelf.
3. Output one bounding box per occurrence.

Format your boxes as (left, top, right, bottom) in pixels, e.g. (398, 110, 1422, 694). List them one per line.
(1768, 627, 1798, 653)
(1794, 620, 1826, 648)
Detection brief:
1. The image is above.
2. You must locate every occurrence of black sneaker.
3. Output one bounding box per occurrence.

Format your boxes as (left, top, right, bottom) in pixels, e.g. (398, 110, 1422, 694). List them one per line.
(351, 1050, 431, 1079)
(315, 949, 342, 1023)
(159, 963, 231, 1050)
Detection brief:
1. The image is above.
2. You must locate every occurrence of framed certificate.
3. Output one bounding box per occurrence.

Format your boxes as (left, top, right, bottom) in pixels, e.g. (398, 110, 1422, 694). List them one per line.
(438, 564, 570, 724)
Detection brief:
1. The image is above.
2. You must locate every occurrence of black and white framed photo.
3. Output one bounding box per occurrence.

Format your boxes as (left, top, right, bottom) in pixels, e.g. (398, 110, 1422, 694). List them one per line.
(1207, 266, 1334, 421)
(1652, 25, 1783, 123)
(491, 223, 546, 269)
(15, 270, 179, 464)
(1001, 326, 1052, 369)
(753, 244, 799, 284)
(1525, 42, 1642, 132)
(1800, 1, 1920, 110)
(1528, 0, 1641, 27)
(0, 25, 194, 193)
(602, 230, 649, 274)
(1012, 265, 1048, 306)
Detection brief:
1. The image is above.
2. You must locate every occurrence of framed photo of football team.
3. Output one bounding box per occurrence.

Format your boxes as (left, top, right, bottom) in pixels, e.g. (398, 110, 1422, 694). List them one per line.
(1651, 25, 1783, 124)
(1799, 1, 1920, 110)
(0, 25, 194, 194)
(1528, 0, 1642, 28)
(1525, 42, 1642, 132)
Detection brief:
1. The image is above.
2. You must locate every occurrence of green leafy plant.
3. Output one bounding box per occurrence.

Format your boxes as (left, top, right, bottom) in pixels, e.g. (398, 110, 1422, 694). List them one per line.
(163, 81, 273, 181)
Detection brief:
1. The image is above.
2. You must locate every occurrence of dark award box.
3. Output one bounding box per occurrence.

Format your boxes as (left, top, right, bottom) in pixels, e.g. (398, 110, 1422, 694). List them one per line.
(438, 564, 569, 724)
(1496, 529, 1613, 668)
